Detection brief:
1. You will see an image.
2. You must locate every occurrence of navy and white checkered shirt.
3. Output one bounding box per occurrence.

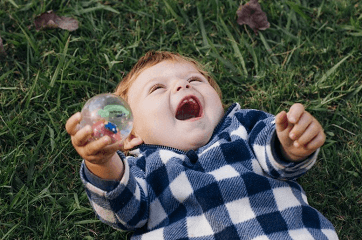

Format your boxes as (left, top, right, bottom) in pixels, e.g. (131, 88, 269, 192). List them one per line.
(80, 103, 338, 240)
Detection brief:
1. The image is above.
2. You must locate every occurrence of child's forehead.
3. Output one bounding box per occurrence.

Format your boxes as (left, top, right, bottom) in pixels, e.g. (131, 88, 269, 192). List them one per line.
(148, 59, 198, 71)
(136, 60, 201, 82)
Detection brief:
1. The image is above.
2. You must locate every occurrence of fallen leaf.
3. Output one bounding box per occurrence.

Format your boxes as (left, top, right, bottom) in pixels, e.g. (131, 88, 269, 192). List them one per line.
(236, 0, 270, 34)
(0, 35, 5, 56)
(34, 10, 79, 32)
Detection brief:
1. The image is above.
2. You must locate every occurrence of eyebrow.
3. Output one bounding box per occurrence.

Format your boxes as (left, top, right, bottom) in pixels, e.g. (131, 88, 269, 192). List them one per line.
(144, 77, 166, 89)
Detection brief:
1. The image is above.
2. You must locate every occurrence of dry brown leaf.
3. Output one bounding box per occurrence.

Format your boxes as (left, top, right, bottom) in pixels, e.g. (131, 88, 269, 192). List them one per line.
(0, 35, 5, 56)
(236, 0, 270, 35)
(34, 10, 79, 32)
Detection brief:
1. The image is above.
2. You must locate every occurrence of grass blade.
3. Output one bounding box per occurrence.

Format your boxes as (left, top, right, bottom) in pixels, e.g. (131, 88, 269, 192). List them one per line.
(219, 17, 248, 76)
(259, 32, 280, 65)
(75, 220, 101, 225)
(163, 0, 183, 23)
(6, 0, 19, 8)
(316, 52, 353, 86)
(240, 33, 259, 75)
(48, 125, 55, 152)
(10, 185, 27, 209)
(1, 221, 22, 240)
(197, 6, 209, 48)
(76, 3, 120, 15)
(286, 1, 312, 22)
(27, 127, 46, 183)
(18, 25, 38, 55)
(346, 81, 362, 100)
(23, 71, 40, 108)
(50, 36, 70, 87)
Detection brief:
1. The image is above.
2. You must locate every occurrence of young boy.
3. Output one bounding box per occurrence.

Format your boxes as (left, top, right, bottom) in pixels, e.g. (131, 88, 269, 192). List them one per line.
(66, 51, 338, 239)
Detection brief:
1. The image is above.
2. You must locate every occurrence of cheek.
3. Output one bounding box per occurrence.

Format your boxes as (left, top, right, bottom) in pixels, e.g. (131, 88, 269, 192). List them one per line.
(131, 101, 169, 140)
(206, 89, 223, 108)
(128, 101, 146, 133)
(206, 90, 224, 122)
(133, 115, 169, 145)
(132, 107, 148, 131)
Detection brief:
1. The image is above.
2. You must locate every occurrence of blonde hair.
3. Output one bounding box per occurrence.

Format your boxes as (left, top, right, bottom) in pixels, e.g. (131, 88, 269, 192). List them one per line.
(114, 50, 222, 101)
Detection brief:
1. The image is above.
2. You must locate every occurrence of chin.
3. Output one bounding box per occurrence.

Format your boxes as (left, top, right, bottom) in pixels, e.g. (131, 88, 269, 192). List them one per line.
(185, 134, 211, 151)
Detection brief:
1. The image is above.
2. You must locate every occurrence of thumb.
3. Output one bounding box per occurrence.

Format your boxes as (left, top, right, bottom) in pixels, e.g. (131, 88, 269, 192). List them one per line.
(275, 111, 289, 133)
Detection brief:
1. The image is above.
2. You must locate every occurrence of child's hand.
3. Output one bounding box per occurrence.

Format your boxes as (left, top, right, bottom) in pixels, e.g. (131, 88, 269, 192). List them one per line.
(65, 112, 122, 164)
(275, 103, 326, 162)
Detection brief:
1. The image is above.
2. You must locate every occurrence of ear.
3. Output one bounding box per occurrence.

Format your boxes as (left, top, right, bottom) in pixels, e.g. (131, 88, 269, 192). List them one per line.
(123, 132, 143, 150)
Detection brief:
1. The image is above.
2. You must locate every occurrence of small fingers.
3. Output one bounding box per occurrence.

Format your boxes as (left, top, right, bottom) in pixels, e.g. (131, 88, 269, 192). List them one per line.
(84, 136, 112, 156)
(306, 131, 326, 150)
(289, 111, 313, 140)
(66, 112, 82, 135)
(104, 141, 124, 154)
(82, 137, 122, 163)
(275, 111, 289, 132)
(83, 136, 123, 156)
(294, 121, 324, 149)
(72, 125, 93, 146)
(287, 103, 305, 124)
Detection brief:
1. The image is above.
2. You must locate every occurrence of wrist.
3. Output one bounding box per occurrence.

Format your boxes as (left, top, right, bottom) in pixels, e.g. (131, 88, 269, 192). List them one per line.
(85, 153, 124, 180)
(279, 144, 307, 162)
(273, 134, 306, 162)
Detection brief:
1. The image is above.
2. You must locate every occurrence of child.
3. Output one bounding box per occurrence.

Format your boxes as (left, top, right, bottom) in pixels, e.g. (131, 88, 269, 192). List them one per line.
(66, 51, 338, 239)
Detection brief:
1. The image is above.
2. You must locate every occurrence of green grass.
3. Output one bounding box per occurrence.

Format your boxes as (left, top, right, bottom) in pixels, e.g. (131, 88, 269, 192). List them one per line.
(1, 0, 361, 239)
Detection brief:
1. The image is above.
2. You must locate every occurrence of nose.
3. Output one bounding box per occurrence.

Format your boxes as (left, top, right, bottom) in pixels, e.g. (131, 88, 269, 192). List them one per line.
(174, 79, 191, 92)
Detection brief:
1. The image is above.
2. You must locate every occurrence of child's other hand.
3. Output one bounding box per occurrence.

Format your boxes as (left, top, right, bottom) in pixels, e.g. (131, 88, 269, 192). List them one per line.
(65, 112, 122, 164)
(275, 103, 326, 162)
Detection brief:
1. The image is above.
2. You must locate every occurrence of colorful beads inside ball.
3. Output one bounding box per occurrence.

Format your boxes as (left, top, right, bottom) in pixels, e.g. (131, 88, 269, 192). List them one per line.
(79, 93, 133, 144)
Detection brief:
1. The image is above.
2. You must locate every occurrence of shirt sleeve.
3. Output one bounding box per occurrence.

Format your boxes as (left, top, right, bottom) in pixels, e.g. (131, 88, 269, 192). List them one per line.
(79, 151, 149, 230)
(235, 109, 317, 180)
(261, 129, 318, 180)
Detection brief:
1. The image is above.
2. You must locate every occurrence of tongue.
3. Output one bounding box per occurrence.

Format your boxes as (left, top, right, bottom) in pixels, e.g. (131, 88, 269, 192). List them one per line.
(176, 101, 200, 120)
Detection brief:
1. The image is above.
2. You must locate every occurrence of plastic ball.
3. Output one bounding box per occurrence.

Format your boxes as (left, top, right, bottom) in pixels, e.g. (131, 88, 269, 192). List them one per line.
(79, 93, 133, 144)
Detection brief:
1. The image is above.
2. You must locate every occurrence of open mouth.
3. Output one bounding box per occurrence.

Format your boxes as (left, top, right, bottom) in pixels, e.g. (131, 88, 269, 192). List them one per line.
(175, 96, 202, 121)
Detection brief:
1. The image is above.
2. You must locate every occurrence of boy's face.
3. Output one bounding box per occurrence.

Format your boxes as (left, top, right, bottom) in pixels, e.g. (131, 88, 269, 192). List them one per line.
(127, 60, 225, 151)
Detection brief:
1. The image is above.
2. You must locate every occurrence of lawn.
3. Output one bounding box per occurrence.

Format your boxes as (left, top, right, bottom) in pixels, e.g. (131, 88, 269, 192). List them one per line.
(0, 0, 361, 239)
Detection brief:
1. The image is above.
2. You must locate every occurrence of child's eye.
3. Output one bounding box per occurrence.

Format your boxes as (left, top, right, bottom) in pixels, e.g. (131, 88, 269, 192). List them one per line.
(188, 76, 202, 83)
(149, 84, 164, 93)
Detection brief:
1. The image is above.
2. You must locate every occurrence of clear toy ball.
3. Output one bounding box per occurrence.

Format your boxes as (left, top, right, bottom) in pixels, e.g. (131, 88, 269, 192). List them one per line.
(79, 93, 133, 144)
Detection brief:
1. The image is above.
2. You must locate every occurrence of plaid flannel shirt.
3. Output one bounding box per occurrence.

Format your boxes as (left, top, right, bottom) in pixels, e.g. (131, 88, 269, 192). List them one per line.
(80, 103, 338, 240)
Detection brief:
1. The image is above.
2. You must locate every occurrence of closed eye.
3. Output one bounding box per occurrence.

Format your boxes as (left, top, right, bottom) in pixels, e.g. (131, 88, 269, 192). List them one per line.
(149, 84, 165, 94)
(187, 76, 203, 83)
